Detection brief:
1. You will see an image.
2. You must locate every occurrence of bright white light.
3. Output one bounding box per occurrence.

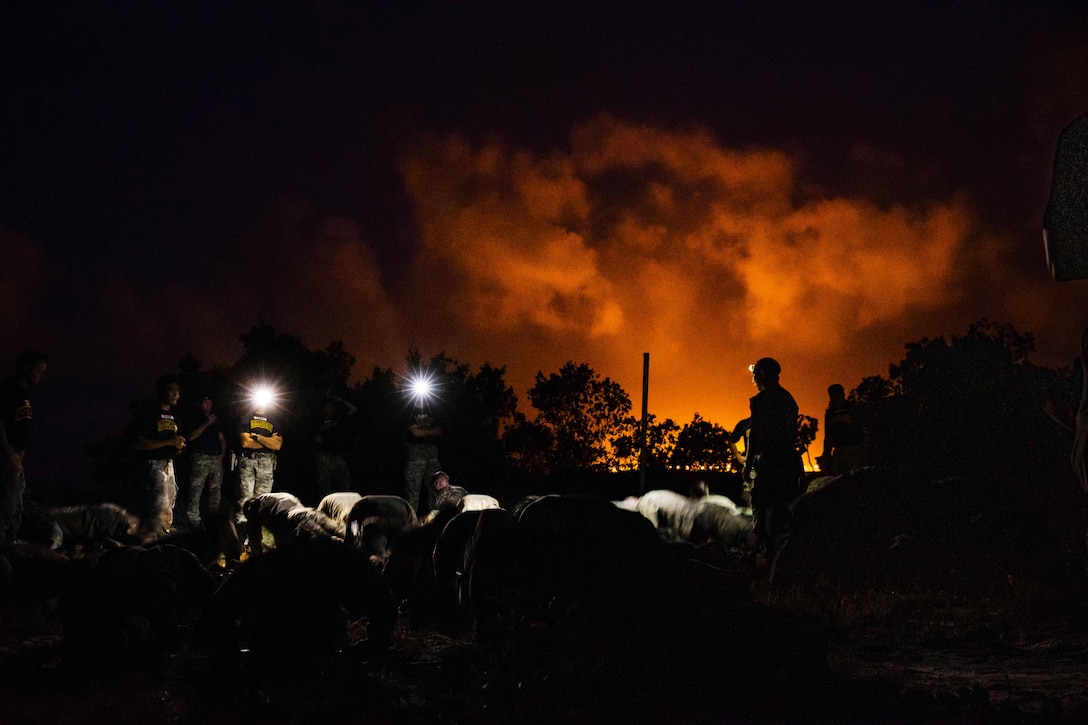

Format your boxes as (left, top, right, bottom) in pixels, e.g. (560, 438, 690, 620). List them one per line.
(250, 384, 277, 409)
(408, 373, 435, 405)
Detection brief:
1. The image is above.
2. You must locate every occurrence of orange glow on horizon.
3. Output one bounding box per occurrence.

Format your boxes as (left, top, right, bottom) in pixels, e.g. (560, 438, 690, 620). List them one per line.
(24, 114, 1078, 474)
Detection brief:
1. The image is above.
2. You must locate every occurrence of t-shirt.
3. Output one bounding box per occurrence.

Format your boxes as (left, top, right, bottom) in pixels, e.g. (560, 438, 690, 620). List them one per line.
(404, 410, 442, 448)
(243, 411, 278, 449)
(0, 376, 32, 452)
(136, 407, 181, 460)
(188, 414, 223, 455)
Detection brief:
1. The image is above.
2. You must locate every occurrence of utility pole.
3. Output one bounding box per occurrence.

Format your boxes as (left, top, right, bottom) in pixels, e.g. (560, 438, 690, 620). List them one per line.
(639, 352, 649, 494)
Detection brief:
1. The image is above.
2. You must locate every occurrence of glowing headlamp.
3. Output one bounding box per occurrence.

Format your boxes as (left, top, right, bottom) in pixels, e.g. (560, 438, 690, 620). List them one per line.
(248, 383, 278, 410)
(407, 373, 436, 406)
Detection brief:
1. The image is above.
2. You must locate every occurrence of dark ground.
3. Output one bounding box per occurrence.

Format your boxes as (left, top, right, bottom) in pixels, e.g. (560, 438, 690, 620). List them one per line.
(5, 466, 1088, 722)
(3, 574, 1088, 723)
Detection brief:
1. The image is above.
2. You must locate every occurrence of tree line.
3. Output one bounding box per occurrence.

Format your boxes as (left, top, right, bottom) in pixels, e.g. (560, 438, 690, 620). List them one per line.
(87, 318, 1079, 508)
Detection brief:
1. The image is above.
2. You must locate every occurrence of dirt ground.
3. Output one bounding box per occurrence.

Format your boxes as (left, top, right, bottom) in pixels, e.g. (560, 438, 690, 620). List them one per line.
(828, 622, 1088, 721)
(3, 588, 1088, 724)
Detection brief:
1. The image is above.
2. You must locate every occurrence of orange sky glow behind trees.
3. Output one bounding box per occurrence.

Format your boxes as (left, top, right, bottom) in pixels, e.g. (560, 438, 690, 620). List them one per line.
(7, 114, 1084, 463)
(389, 116, 1067, 453)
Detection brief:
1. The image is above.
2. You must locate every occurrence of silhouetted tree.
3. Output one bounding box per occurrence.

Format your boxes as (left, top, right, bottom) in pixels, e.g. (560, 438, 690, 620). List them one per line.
(462, 361, 520, 482)
(853, 319, 1063, 479)
(669, 414, 737, 472)
(501, 414, 555, 477)
(235, 324, 350, 414)
(528, 361, 632, 472)
(322, 340, 356, 388)
(611, 414, 680, 472)
(797, 414, 819, 468)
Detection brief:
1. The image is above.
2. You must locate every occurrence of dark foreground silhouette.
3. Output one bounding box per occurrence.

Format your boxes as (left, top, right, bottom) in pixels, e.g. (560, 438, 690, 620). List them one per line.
(0, 474, 1087, 722)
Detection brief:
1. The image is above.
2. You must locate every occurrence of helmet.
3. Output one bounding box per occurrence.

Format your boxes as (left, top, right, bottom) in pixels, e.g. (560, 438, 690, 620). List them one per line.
(748, 357, 781, 377)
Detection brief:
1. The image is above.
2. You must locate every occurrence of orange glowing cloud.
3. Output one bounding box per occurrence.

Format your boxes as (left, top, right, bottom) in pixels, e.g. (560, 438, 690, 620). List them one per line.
(397, 115, 995, 431)
(401, 135, 620, 338)
(737, 197, 991, 347)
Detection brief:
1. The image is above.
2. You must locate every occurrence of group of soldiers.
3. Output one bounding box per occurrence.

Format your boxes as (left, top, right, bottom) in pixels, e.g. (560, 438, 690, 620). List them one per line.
(128, 376, 440, 548)
(129, 374, 289, 542)
(0, 352, 445, 552)
(2, 346, 875, 562)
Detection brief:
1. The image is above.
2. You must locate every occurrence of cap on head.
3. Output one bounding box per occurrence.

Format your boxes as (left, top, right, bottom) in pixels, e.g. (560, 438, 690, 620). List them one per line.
(748, 357, 781, 377)
(430, 470, 451, 491)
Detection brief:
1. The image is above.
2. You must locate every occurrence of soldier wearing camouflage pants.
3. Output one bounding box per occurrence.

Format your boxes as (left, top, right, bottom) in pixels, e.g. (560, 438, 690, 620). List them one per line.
(237, 406, 282, 524)
(403, 406, 442, 517)
(133, 375, 186, 538)
(186, 395, 226, 530)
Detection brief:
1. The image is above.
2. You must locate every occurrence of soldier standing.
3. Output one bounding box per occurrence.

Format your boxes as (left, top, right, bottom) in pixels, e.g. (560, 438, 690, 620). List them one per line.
(185, 395, 226, 531)
(0, 350, 48, 543)
(133, 375, 186, 537)
(237, 394, 282, 524)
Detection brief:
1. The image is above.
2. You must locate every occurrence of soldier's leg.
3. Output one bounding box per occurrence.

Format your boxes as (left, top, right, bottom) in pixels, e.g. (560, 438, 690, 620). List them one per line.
(162, 460, 178, 533)
(748, 483, 772, 555)
(424, 446, 442, 484)
(253, 456, 276, 498)
(404, 457, 425, 513)
(207, 459, 223, 516)
(0, 454, 26, 544)
(237, 459, 256, 524)
(143, 461, 169, 536)
(186, 457, 209, 528)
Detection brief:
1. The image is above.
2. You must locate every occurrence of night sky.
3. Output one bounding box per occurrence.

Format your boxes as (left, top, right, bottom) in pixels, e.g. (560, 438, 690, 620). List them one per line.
(3, 1, 1088, 485)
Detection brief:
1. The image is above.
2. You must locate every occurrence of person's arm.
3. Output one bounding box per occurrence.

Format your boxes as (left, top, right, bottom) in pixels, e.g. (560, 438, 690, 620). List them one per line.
(743, 410, 760, 481)
(216, 430, 226, 458)
(189, 415, 214, 444)
(258, 433, 283, 451)
(727, 439, 746, 467)
(240, 431, 263, 450)
(135, 433, 186, 453)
